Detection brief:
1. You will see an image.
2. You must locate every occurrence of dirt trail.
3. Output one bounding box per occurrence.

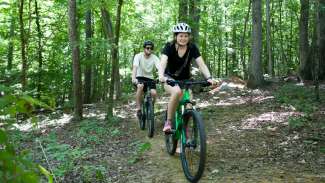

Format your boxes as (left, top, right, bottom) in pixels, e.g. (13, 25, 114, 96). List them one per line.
(118, 89, 325, 183)
(30, 85, 325, 183)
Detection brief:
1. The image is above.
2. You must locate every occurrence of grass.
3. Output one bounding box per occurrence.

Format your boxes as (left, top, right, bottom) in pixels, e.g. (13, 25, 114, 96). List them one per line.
(274, 84, 324, 130)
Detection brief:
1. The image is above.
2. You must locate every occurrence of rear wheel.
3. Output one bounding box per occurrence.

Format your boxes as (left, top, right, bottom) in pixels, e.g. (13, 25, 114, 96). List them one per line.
(147, 99, 155, 138)
(180, 110, 206, 183)
(164, 110, 177, 155)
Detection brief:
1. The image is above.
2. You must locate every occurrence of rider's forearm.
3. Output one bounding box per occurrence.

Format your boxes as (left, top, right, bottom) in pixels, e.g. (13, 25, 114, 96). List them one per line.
(200, 64, 212, 79)
(132, 66, 137, 80)
(196, 57, 212, 79)
(159, 56, 168, 78)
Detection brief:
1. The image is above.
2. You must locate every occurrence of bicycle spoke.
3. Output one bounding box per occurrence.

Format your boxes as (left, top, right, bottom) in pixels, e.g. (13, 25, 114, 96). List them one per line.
(181, 110, 206, 182)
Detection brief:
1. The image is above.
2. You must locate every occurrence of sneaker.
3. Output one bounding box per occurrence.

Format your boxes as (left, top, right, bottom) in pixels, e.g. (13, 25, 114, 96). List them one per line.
(163, 120, 172, 133)
(136, 110, 142, 120)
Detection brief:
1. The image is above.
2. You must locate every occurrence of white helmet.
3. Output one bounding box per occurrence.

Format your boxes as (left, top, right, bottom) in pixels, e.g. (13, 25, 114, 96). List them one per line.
(172, 23, 191, 33)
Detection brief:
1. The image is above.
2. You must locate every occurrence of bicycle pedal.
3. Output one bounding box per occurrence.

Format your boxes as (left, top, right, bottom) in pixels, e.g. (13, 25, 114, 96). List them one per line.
(164, 129, 176, 135)
(186, 139, 197, 148)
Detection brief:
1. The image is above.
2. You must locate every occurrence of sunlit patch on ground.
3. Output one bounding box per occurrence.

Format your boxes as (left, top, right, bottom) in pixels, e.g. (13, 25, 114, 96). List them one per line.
(240, 111, 303, 129)
(84, 111, 106, 119)
(251, 96, 275, 103)
(13, 113, 72, 131)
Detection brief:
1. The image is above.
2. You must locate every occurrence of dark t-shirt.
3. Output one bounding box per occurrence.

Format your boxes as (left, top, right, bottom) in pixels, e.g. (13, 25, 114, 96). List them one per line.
(161, 42, 201, 80)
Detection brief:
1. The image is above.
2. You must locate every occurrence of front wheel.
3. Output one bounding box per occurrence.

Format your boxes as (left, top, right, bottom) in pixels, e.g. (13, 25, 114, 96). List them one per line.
(147, 99, 155, 138)
(164, 110, 177, 155)
(180, 110, 206, 183)
(139, 103, 146, 130)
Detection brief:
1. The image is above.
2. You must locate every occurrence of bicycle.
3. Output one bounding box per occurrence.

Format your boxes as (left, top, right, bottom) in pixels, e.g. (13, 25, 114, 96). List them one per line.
(164, 79, 210, 183)
(137, 80, 157, 138)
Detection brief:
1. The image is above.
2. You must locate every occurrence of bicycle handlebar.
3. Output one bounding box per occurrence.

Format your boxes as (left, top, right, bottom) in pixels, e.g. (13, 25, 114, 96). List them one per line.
(137, 79, 159, 84)
(166, 80, 211, 87)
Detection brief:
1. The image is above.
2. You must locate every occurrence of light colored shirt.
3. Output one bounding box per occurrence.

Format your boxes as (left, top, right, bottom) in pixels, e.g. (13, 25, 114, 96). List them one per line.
(133, 52, 160, 79)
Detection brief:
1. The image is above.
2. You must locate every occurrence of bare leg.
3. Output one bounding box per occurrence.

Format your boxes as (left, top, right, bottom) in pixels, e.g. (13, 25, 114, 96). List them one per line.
(164, 84, 182, 121)
(136, 84, 144, 111)
(150, 89, 157, 104)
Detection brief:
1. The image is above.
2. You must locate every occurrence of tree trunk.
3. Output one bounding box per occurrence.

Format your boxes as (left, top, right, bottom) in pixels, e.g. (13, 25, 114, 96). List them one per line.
(7, 11, 15, 71)
(101, 7, 115, 117)
(102, 52, 109, 101)
(84, 10, 92, 104)
(19, 0, 27, 91)
(315, 0, 320, 100)
(279, 0, 289, 73)
(247, 0, 264, 88)
(318, 0, 325, 80)
(266, 0, 273, 77)
(114, 0, 123, 100)
(179, 0, 188, 22)
(298, 0, 310, 80)
(217, 35, 222, 78)
(240, 0, 251, 80)
(231, 27, 237, 76)
(68, 0, 83, 120)
(225, 32, 228, 76)
(101, 0, 123, 118)
(189, 0, 200, 44)
(35, 0, 43, 99)
(202, 6, 208, 66)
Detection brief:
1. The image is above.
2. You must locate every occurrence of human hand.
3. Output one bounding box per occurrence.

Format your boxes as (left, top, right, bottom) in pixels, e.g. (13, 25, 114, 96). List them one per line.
(132, 78, 138, 84)
(159, 76, 167, 83)
(207, 78, 217, 86)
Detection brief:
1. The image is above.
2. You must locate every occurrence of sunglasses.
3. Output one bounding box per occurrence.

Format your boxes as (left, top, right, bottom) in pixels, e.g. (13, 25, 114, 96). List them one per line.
(145, 47, 153, 50)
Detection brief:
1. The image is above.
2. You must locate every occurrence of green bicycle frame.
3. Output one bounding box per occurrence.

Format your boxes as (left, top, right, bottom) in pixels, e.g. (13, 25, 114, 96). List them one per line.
(174, 88, 192, 145)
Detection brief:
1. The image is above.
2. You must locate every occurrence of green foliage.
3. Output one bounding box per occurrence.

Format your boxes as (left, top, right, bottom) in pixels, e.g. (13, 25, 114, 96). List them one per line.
(111, 128, 121, 137)
(274, 84, 319, 114)
(0, 129, 40, 183)
(38, 165, 53, 183)
(40, 132, 90, 178)
(288, 116, 309, 130)
(79, 165, 107, 182)
(128, 141, 151, 164)
(76, 119, 107, 146)
(0, 84, 54, 182)
(320, 147, 325, 154)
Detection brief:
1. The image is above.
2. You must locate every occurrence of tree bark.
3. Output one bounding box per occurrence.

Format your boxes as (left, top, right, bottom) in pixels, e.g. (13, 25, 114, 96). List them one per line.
(240, 0, 251, 80)
(279, 0, 289, 73)
(318, 0, 325, 79)
(114, 0, 123, 100)
(101, 0, 123, 118)
(247, 0, 264, 88)
(7, 5, 15, 72)
(231, 27, 237, 76)
(179, 0, 188, 22)
(19, 0, 27, 91)
(35, 0, 43, 99)
(266, 0, 273, 77)
(298, 0, 310, 80)
(84, 10, 92, 104)
(315, 0, 320, 100)
(225, 32, 228, 76)
(217, 35, 222, 77)
(189, 0, 200, 44)
(68, 0, 83, 120)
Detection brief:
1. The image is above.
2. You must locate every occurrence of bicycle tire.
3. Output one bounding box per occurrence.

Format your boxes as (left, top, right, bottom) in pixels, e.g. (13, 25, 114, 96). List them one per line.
(164, 110, 177, 155)
(180, 110, 206, 183)
(139, 103, 146, 130)
(147, 99, 155, 138)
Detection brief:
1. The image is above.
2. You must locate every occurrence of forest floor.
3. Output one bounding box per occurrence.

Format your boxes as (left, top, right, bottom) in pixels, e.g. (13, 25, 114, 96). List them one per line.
(13, 81, 325, 183)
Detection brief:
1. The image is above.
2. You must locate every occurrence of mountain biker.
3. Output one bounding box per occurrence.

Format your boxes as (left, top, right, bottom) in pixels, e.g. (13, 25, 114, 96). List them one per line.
(132, 40, 160, 120)
(158, 23, 216, 133)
